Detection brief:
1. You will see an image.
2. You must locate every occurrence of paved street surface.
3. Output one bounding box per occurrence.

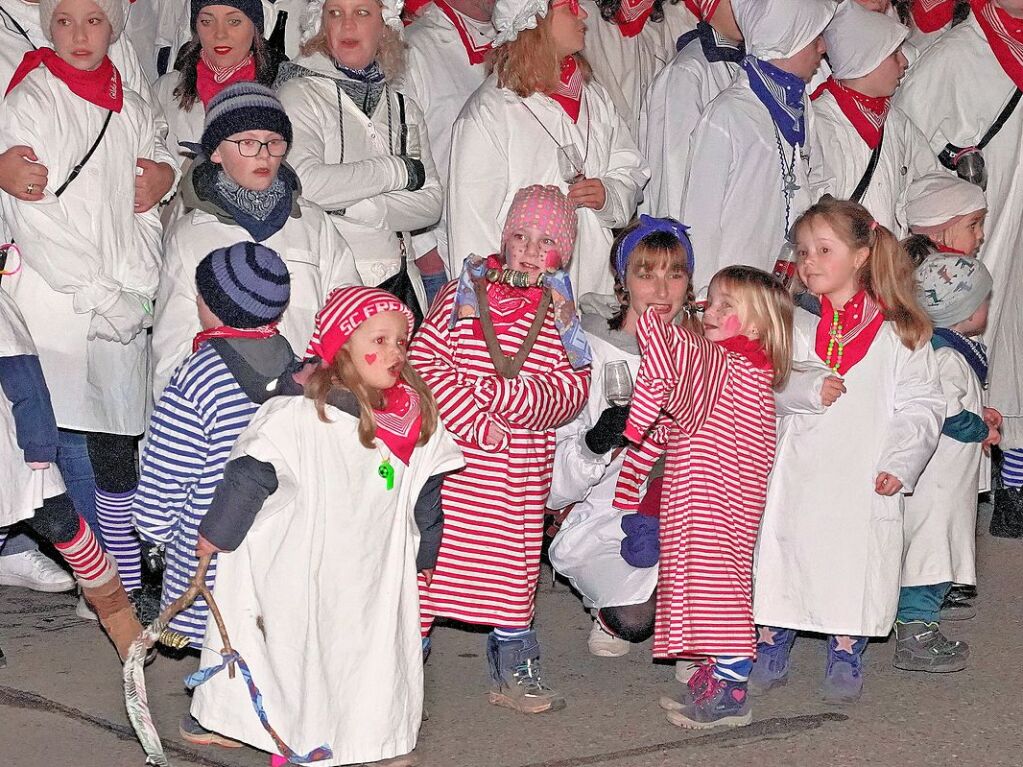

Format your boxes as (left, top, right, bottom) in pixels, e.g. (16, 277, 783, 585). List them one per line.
(1, 505, 1020, 767)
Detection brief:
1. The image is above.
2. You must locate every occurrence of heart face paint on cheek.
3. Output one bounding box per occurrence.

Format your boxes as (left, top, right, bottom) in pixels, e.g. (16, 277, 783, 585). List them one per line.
(722, 314, 742, 335)
(543, 248, 562, 271)
(364, 353, 377, 365)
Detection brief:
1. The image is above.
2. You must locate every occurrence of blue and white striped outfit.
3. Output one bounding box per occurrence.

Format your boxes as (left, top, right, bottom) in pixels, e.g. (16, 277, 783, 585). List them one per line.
(132, 343, 261, 647)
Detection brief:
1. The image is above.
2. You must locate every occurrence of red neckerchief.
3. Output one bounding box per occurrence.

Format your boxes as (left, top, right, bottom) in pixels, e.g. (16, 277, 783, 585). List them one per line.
(972, 0, 1023, 89)
(811, 78, 889, 150)
(614, 0, 655, 37)
(548, 56, 583, 122)
(375, 383, 423, 465)
(912, 0, 954, 32)
(434, 0, 493, 65)
(192, 322, 279, 353)
(935, 242, 967, 254)
(196, 51, 256, 107)
(815, 291, 885, 375)
(404, 0, 432, 22)
(714, 334, 772, 371)
(470, 255, 544, 341)
(683, 0, 721, 20)
(7, 48, 122, 112)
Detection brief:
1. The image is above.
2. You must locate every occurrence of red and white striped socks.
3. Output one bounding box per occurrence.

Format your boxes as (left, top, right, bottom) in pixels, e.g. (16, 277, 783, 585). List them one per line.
(54, 516, 113, 587)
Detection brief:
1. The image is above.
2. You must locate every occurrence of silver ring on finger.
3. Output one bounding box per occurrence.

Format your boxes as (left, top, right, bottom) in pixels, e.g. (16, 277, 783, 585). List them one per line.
(26, 183, 34, 194)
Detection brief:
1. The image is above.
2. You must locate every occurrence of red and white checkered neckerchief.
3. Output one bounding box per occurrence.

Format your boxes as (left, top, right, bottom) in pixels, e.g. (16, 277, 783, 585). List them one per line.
(811, 77, 891, 149)
(911, 0, 954, 32)
(434, 0, 493, 65)
(683, 0, 721, 20)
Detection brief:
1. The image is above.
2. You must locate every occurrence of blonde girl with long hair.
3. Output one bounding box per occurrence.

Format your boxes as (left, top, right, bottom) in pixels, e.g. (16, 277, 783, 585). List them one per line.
(191, 287, 462, 767)
(615, 263, 791, 730)
(752, 197, 944, 706)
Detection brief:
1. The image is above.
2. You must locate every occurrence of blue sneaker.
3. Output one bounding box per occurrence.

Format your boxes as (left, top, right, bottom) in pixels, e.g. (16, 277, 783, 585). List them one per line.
(665, 678, 752, 729)
(821, 635, 868, 704)
(749, 626, 796, 694)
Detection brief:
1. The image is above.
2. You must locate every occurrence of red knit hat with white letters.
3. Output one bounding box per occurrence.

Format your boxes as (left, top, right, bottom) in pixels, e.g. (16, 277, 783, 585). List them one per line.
(306, 287, 416, 365)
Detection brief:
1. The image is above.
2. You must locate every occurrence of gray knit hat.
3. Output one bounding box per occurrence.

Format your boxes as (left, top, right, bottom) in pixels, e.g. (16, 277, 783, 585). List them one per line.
(41, 0, 127, 41)
(915, 254, 993, 329)
(201, 82, 292, 158)
(196, 242, 291, 328)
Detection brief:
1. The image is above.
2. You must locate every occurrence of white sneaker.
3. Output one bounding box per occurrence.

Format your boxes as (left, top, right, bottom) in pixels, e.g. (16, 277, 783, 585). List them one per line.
(75, 593, 98, 621)
(675, 659, 700, 683)
(587, 620, 630, 657)
(0, 550, 75, 592)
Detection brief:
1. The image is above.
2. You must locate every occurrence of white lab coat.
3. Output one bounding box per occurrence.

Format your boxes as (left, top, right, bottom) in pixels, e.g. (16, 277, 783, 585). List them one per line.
(580, 0, 697, 139)
(753, 309, 944, 636)
(403, 2, 493, 260)
(191, 395, 464, 764)
(0, 70, 163, 436)
(447, 73, 649, 297)
(152, 73, 205, 169)
(902, 345, 988, 588)
(639, 28, 740, 219)
(547, 316, 657, 609)
(277, 53, 443, 311)
(153, 196, 363, 398)
(0, 288, 64, 526)
(896, 14, 1023, 448)
(812, 92, 939, 236)
(681, 70, 832, 295)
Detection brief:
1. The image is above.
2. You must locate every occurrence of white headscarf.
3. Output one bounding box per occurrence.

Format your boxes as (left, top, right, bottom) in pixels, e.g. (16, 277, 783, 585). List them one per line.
(732, 0, 837, 60)
(824, 0, 907, 80)
(300, 0, 405, 45)
(492, 0, 551, 46)
(906, 173, 987, 232)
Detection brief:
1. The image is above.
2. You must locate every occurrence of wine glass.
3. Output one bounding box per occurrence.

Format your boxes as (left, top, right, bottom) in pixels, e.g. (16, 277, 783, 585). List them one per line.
(604, 360, 633, 407)
(557, 144, 585, 184)
(401, 125, 421, 160)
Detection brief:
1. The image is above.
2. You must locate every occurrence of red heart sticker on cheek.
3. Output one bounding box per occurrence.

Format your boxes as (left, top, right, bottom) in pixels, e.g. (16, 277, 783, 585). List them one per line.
(364, 353, 377, 365)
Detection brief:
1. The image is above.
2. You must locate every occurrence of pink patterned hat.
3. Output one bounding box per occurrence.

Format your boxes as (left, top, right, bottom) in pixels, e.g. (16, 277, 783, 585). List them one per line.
(501, 185, 578, 268)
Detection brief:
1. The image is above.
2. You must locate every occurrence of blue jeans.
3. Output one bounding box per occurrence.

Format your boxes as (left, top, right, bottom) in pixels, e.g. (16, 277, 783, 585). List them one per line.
(897, 582, 951, 624)
(56, 429, 100, 547)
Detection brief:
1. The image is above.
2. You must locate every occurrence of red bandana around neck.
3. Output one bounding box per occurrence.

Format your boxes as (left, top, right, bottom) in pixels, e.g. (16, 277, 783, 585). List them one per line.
(715, 334, 773, 371)
(683, 0, 722, 20)
(196, 51, 256, 107)
(912, 0, 955, 32)
(434, 0, 493, 65)
(972, 0, 1023, 89)
(614, 0, 656, 37)
(548, 55, 583, 122)
(935, 241, 967, 255)
(812, 77, 890, 149)
(815, 291, 885, 375)
(375, 383, 423, 465)
(192, 323, 279, 353)
(7, 48, 122, 112)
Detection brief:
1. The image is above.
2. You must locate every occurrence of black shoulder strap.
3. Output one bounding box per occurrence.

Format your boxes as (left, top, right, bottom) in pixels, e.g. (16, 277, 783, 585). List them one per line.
(397, 91, 407, 154)
(851, 128, 884, 204)
(54, 109, 113, 198)
(939, 88, 1022, 170)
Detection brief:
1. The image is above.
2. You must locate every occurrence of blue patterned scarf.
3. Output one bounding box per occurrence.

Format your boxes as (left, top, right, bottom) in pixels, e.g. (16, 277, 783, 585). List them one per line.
(932, 327, 989, 386)
(741, 55, 806, 146)
(676, 21, 745, 63)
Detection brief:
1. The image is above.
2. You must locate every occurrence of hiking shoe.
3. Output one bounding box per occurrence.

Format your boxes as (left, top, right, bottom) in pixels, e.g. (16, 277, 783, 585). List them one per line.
(486, 631, 566, 714)
(821, 635, 867, 704)
(674, 659, 700, 683)
(892, 621, 968, 673)
(660, 661, 715, 711)
(179, 713, 243, 748)
(750, 626, 796, 694)
(665, 678, 752, 729)
(940, 585, 977, 621)
(587, 620, 630, 658)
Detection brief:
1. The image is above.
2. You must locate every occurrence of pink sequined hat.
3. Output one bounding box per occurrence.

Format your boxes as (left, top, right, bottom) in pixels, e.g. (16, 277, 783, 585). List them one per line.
(500, 185, 578, 267)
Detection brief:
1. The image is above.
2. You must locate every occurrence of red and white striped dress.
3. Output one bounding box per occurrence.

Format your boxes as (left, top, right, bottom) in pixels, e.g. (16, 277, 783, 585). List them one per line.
(618, 309, 776, 659)
(409, 280, 589, 629)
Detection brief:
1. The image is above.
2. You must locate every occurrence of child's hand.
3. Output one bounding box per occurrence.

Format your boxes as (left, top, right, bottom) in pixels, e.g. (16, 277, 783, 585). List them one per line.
(482, 421, 506, 449)
(567, 178, 606, 210)
(982, 424, 1001, 455)
(983, 407, 1003, 429)
(874, 472, 903, 496)
(26, 461, 49, 470)
(820, 376, 846, 407)
(134, 158, 175, 213)
(196, 535, 222, 558)
(420, 568, 434, 587)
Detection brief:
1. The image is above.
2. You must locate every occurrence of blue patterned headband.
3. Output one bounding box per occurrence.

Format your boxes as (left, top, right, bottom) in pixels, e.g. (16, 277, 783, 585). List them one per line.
(614, 215, 695, 281)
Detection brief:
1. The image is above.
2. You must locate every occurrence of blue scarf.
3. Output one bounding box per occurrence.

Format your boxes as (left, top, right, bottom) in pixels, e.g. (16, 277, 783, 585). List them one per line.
(741, 55, 806, 146)
(676, 21, 745, 64)
(932, 328, 989, 386)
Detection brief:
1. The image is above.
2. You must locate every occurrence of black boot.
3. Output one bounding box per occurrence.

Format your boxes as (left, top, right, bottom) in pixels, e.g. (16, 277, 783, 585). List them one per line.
(990, 486, 1023, 538)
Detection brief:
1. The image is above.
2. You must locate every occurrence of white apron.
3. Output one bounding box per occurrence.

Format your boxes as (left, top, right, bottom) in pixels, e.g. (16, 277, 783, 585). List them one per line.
(0, 288, 65, 526)
(902, 345, 989, 588)
(754, 310, 944, 636)
(192, 396, 463, 765)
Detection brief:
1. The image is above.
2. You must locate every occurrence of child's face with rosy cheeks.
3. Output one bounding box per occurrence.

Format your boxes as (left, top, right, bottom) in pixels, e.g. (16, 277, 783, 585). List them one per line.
(345, 311, 410, 392)
(702, 281, 755, 341)
(503, 225, 563, 281)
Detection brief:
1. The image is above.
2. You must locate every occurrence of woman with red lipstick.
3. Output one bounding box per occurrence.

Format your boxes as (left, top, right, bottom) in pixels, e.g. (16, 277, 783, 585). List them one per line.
(276, 0, 442, 315)
(153, 0, 286, 169)
(446, 0, 649, 298)
(410, 185, 590, 714)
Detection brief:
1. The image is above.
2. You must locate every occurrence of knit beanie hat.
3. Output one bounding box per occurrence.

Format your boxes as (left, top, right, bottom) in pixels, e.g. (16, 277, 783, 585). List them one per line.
(306, 287, 416, 365)
(300, 0, 404, 45)
(906, 173, 987, 236)
(501, 185, 578, 268)
(195, 241, 292, 328)
(41, 0, 127, 41)
(191, 0, 264, 33)
(915, 254, 993, 328)
(201, 82, 293, 158)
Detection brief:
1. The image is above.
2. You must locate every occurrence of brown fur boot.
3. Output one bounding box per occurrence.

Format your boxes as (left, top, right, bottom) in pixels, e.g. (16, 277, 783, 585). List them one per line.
(79, 560, 143, 661)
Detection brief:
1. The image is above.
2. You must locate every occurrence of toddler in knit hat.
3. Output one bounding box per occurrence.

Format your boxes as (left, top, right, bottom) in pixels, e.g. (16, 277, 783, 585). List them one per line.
(903, 173, 988, 265)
